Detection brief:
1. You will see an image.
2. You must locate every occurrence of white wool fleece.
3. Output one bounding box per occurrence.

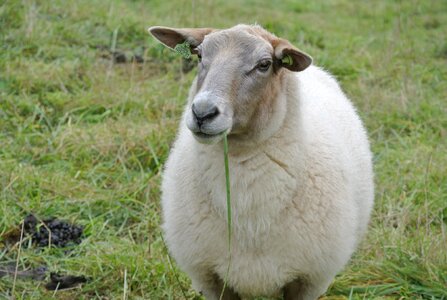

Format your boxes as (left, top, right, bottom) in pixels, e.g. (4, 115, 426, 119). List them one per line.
(161, 65, 374, 299)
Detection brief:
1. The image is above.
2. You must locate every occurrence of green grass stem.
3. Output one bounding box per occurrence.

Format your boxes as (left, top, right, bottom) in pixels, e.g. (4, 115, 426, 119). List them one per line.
(219, 132, 232, 300)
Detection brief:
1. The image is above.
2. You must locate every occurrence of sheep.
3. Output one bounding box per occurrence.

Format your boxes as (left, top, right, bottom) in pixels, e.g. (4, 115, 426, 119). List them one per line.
(149, 24, 374, 300)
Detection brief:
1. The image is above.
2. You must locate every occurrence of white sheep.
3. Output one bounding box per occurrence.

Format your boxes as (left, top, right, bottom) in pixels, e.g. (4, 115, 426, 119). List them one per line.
(149, 24, 374, 300)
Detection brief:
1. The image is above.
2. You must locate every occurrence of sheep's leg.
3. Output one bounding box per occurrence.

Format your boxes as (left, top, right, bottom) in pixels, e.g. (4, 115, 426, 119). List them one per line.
(283, 278, 307, 300)
(192, 272, 241, 300)
(283, 278, 329, 300)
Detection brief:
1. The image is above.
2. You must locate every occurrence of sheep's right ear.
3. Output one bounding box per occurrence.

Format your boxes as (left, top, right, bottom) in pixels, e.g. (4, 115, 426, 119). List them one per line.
(273, 38, 312, 72)
(148, 26, 215, 50)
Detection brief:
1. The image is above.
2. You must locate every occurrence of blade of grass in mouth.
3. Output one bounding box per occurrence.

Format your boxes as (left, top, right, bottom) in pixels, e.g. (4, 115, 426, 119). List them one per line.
(219, 132, 232, 300)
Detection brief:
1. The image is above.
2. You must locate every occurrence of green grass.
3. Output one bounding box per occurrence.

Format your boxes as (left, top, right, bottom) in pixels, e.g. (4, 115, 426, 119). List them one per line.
(221, 132, 232, 300)
(1, 0, 446, 299)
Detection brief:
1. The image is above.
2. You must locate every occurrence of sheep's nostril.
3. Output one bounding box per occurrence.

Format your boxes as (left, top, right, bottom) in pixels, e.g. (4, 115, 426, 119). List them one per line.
(192, 104, 219, 126)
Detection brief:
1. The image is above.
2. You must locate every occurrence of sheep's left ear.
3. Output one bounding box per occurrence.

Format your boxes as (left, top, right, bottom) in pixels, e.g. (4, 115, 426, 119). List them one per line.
(273, 38, 312, 72)
(148, 26, 215, 50)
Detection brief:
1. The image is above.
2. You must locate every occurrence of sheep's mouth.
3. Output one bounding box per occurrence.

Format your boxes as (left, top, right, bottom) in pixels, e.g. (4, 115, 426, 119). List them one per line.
(192, 130, 227, 144)
(194, 131, 220, 138)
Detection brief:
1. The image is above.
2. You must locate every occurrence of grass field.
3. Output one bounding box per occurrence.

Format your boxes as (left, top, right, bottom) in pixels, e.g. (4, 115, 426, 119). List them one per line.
(1, 0, 446, 299)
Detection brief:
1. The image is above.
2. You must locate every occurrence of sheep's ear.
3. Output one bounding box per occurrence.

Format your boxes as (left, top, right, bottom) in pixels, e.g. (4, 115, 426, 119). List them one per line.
(273, 38, 312, 72)
(148, 26, 215, 50)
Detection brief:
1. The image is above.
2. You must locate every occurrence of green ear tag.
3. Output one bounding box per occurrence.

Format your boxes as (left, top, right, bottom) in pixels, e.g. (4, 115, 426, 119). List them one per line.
(281, 55, 293, 66)
(174, 41, 191, 59)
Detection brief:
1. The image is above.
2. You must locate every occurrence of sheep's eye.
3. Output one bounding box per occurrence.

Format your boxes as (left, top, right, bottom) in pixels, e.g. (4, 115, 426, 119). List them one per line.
(257, 59, 272, 72)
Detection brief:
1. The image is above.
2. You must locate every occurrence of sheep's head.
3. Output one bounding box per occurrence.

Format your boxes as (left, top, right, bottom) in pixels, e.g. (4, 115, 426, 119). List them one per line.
(149, 24, 312, 144)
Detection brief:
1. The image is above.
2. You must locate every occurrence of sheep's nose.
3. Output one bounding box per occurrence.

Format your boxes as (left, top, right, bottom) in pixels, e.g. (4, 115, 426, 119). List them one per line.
(192, 103, 219, 127)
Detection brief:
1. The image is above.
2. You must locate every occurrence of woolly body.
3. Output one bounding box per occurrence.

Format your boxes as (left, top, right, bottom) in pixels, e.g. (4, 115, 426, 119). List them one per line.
(161, 64, 374, 299)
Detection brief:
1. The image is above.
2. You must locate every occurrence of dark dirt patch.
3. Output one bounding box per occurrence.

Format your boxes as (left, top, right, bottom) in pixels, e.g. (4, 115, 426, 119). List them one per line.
(131, 54, 144, 64)
(0, 263, 88, 290)
(96, 45, 145, 64)
(1, 214, 84, 248)
(0, 214, 88, 291)
(44, 273, 88, 290)
(0, 263, 47, 281)
(23, 214, 84, 248)
(112, 51, 127, 63)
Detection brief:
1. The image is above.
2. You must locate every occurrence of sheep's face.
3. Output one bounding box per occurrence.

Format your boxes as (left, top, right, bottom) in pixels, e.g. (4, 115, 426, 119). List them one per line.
(187, 28, 277, 144)
(149, 25, 312, 144)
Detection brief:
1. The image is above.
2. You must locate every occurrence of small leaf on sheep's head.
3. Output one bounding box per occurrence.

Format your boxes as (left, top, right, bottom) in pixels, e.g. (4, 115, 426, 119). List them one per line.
(174, 41, 192, 59)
